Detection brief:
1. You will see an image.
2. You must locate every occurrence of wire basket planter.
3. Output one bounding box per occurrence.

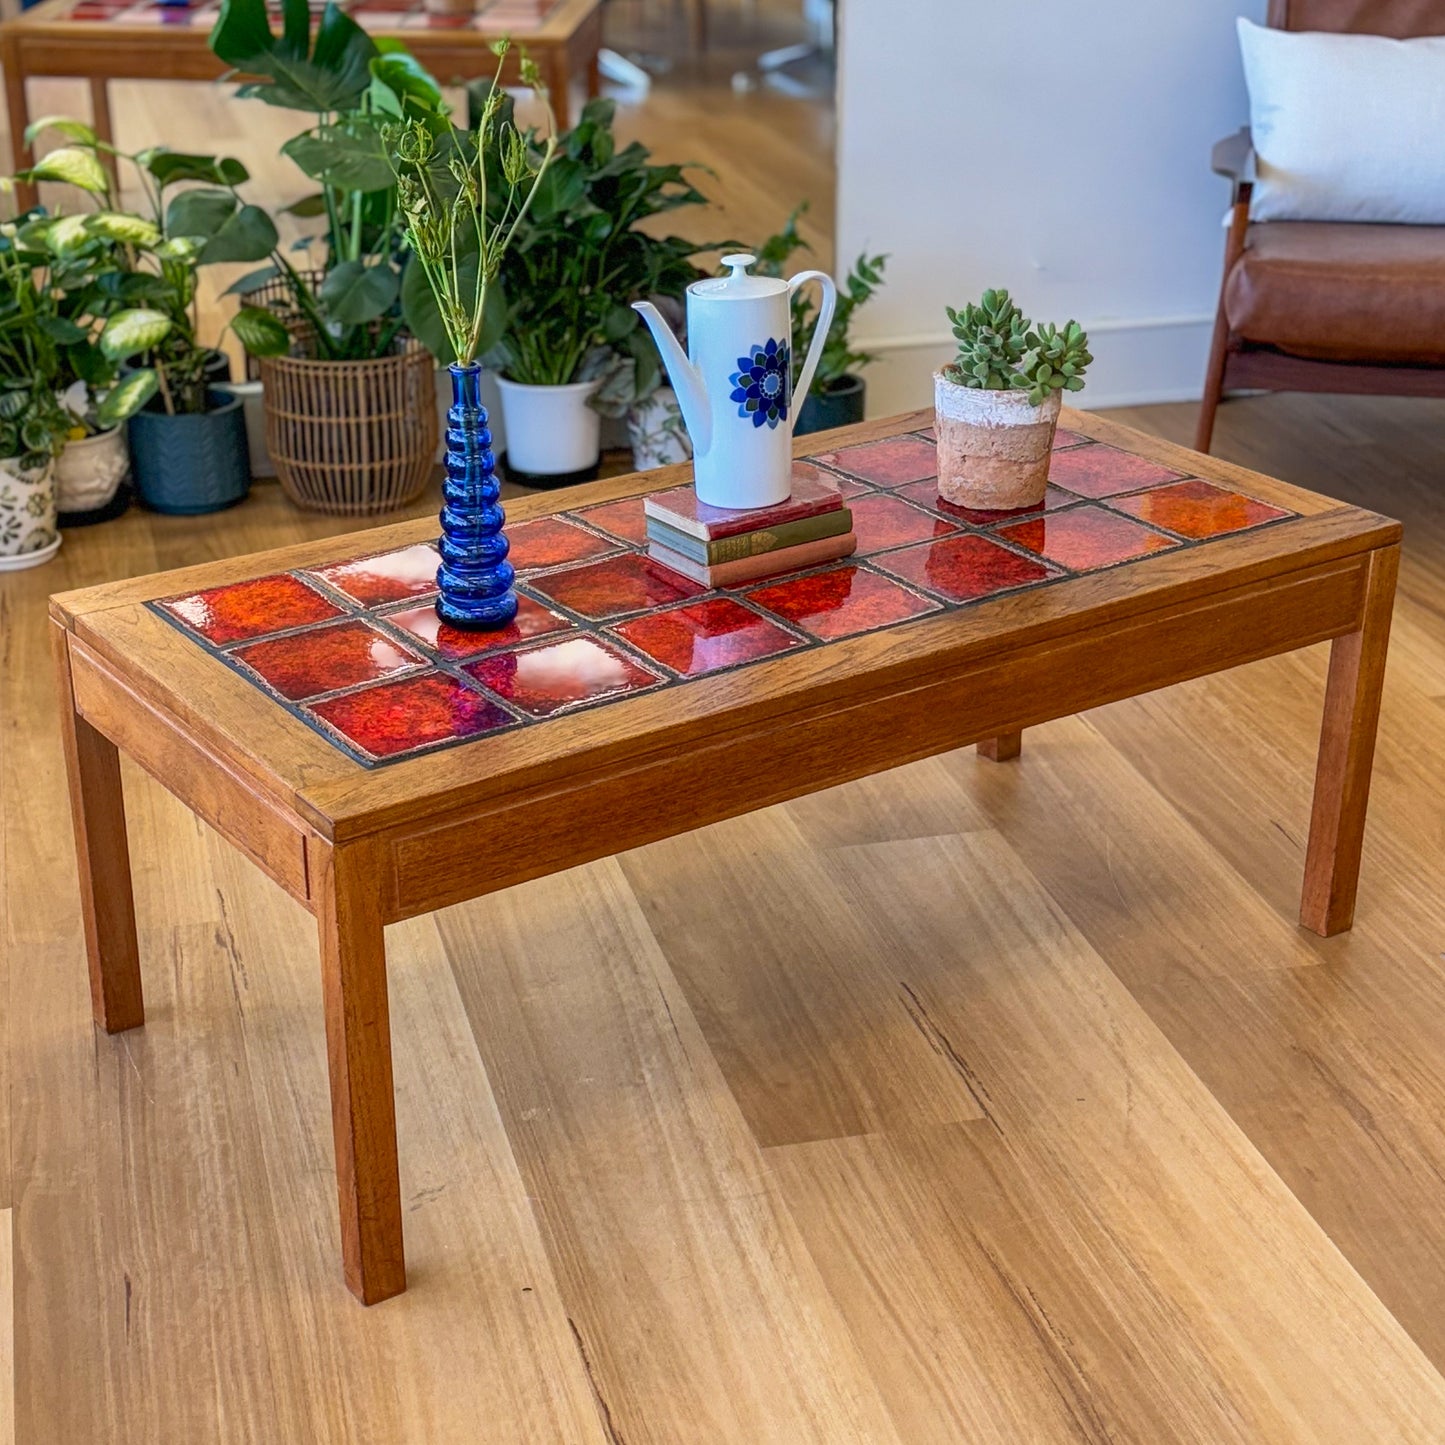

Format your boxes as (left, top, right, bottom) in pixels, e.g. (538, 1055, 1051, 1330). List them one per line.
(241, 270, 438, 515)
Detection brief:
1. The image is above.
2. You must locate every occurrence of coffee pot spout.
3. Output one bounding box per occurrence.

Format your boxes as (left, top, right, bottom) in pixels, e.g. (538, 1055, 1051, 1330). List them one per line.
(632, 300, 712, 457)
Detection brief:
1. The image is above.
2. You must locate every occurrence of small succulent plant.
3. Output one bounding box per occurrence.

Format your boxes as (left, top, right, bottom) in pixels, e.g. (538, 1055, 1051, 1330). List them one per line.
(944, 289, 1091, 406)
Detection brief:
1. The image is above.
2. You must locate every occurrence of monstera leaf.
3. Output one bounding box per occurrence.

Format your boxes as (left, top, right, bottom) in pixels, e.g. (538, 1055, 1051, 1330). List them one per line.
(282, 120, 392, 194)
(210, 0, 377, 114)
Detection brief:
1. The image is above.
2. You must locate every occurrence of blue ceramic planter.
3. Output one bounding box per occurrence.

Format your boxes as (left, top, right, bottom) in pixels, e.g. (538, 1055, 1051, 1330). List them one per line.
(128, 390, 250, 516)
(436, 362, 517, 630)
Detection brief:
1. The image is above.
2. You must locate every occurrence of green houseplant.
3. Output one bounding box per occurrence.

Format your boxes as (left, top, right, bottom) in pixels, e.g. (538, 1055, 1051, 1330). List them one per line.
(0, 224, 71, 566)
(385, 40, 556, 626)
(210, 0, 452, 512)
(13, 120, 285, 513)
(935, 287, 1092, 511)
(488, 97, 718, 482)
(756, 204, 887, 435)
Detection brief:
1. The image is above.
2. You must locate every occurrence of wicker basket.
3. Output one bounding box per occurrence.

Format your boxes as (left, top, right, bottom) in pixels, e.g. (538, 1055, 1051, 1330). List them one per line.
(260, 348, 438, 515)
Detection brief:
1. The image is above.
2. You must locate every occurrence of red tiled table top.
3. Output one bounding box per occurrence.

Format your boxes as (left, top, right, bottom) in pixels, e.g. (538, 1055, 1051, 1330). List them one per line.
(149, 430, 1297, 767)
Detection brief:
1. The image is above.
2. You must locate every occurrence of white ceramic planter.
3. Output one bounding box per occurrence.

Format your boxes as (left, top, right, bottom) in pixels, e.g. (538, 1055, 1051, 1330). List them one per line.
(217, 380, 274, 479)
(497, 376, 603, 480)
(934, 373, 1061, 512)
(626, 387, 692, 471)
(0, 457, 60, 569)
(54, 426, 130, 514)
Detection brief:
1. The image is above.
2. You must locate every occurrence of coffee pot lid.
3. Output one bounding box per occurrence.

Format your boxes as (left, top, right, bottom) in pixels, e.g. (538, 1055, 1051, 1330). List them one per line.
(689, 253, 787, 301)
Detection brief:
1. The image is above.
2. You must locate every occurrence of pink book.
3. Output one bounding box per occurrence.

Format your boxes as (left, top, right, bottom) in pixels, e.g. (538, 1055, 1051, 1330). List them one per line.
(644, 463, 845, 541)
(647, 532, 858, 588)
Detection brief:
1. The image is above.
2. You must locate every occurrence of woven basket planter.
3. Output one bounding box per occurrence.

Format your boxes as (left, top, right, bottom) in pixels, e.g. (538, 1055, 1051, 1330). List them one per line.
(260, 348, 438, 515)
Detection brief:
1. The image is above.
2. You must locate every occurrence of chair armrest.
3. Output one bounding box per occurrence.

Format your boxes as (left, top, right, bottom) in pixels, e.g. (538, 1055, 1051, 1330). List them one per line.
(1211, 127, 1255, 204)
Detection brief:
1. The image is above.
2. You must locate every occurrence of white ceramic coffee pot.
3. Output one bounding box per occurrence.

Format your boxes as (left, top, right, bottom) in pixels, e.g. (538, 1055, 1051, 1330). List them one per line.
(632, 253, 837, 510)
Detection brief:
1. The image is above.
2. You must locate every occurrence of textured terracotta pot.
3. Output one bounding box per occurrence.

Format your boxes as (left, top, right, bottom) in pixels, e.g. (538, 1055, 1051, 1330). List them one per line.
(934, 372, 1060, 511)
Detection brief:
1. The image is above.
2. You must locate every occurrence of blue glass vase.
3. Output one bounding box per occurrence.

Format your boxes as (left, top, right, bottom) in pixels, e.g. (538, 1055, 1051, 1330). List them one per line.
(436, 361, 517, 630)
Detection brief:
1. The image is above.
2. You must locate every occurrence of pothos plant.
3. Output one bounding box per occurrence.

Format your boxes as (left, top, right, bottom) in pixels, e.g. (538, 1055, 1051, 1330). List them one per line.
(944, 288, 1092, 406)
(13, 116, 287, 418)
(211, 0, 458, 361)
(756, 203, 887, 393)
(385, 40, 557, 366)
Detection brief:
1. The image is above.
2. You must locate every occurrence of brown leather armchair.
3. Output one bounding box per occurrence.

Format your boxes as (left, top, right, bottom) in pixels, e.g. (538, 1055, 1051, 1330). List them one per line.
(1195, 0, 1445, 452)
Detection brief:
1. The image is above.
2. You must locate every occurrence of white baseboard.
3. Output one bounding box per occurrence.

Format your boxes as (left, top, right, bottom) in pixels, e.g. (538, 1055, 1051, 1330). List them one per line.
(856, 315, 1216, 415)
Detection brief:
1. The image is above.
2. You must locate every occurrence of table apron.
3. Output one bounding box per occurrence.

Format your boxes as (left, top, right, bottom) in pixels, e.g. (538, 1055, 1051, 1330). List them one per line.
(67, 637, 314, 907)
(381, 547, 1375, 922)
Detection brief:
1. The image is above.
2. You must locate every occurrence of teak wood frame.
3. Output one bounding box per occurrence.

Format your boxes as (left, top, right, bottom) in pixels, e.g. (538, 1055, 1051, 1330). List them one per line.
(0, 0, 604, 211)
(49, 409, 1400, 1305)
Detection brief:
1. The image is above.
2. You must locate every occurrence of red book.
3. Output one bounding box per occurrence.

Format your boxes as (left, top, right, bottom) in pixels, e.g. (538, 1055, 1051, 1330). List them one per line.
(647, 532, 857, 588)
(644, 463, 845, 542)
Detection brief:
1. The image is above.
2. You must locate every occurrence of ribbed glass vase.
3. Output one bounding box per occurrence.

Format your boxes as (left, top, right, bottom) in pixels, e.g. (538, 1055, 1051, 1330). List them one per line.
(436, 361, 517, 630)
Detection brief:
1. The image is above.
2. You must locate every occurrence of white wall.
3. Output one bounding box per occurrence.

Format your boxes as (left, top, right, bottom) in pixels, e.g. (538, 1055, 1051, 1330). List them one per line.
(835, 0, 1266, 411)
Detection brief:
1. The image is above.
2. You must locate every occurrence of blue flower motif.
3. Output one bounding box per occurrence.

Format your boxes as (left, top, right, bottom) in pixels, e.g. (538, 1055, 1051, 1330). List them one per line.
(729, 337, 791, 429)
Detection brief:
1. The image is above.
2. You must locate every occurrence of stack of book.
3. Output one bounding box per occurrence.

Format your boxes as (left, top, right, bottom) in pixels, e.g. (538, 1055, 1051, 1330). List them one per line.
(643, 470, 856, 587)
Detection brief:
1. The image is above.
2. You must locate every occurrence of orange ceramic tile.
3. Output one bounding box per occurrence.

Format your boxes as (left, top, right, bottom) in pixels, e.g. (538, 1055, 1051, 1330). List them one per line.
(613, 597, 804, 676)
(746, 564, 940, 640)
(848, 493, 959, 554)
(996, 504, 1179, 571)
(1047, 444, 1185, 499)
(307, 672, 515, 761)
(465, 635, 663, 717)
(311, 542, 441, 606)
(232, 619, 424, 701)
(160, 573, 343, 646)
(873, 533, 1057, 603)
(813, 435, 938, 488)
(573, 495, 649, 544)
(384, 595, 570, 659)
(1107, 478, 1290, 539)
(527, 552, 705, 620)
(507, 515, 617, 572)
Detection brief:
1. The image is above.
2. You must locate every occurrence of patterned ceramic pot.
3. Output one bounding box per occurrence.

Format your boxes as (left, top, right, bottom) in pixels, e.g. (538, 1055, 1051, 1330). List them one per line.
(934, 373, 1061, 511)
(626, 387, 692, 471)
(54, 426, 130, 514)
(0, 456, 60, 569)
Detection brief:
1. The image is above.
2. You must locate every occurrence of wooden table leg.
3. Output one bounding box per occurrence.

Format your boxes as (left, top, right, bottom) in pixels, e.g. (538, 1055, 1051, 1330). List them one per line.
(2, 39, 37, 211)
(88, 76, 120, 193)
(51, 623, 144, 1033)
(315, 837, 406, 1305)
(978, 731, 1023, 762)
(1300, 544, 1399, 937)
(548, 48, 573, 128)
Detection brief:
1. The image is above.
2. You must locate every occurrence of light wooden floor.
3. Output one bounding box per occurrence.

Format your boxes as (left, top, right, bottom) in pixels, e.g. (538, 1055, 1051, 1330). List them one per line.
(10, 9, 1445, 1441)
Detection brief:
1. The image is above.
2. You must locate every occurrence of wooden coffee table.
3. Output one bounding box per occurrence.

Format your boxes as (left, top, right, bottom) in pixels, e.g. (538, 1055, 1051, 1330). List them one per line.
(1, 0, 603, 209)
(50, 409, 1399, 1304)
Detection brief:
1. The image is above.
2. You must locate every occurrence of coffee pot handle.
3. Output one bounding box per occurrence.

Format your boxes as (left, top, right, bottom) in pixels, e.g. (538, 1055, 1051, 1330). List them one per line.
(787, 270, 838, 436)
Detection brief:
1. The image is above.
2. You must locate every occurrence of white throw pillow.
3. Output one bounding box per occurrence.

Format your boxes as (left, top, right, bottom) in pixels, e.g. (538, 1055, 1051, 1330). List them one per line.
(1237, 17, 1445, 224)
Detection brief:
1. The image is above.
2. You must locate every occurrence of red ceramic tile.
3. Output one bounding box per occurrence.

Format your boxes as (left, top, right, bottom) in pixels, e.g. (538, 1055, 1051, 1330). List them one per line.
(613, 597, 803, 676)
(813, 435, 938, 488)
(464, 635, 662, 717)
(385, 595, 569, 659)
(1107, 478, 1291, 539)
(527, 551, 705, 620)
(507, 515, 616, 572)
(895, 478, 1076, 527)
(232, 619, 424, 701)
(1053, 428, 1088, 450)
(873, 533, 1056, 603)
(308, 672, 514, 760)
(574, 495, 649, 545)
(848, 493, 958, 554)
(746, 564, 940, 640)
(312, 542, 440, 606)
(161, 573, 342, 646)
(996, 504, 1179, 571)
(1048, 444, 1185, 499)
